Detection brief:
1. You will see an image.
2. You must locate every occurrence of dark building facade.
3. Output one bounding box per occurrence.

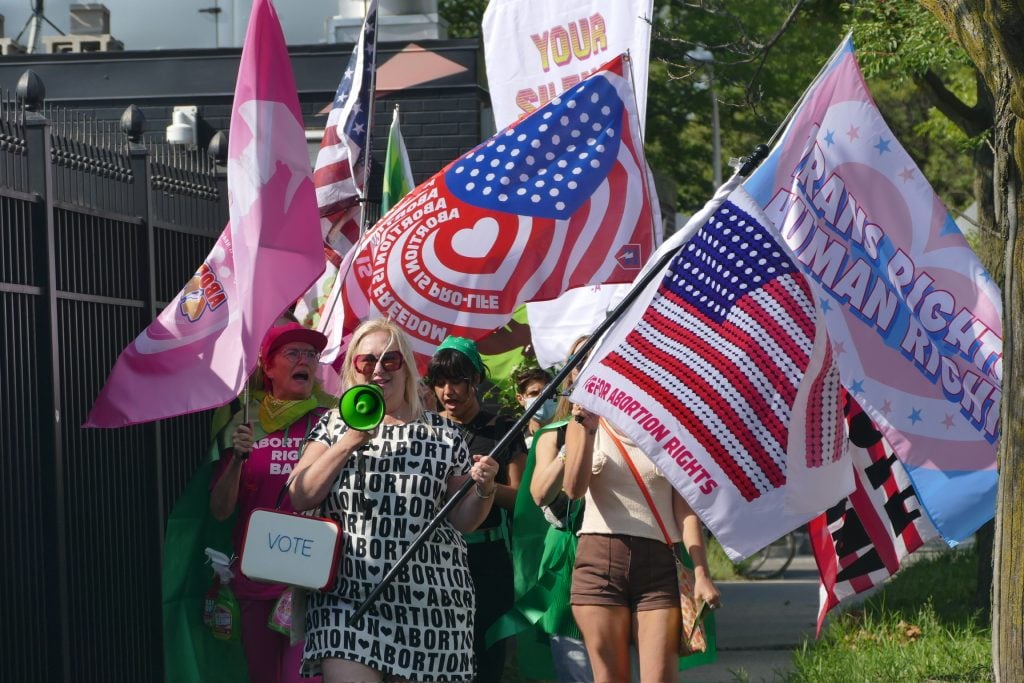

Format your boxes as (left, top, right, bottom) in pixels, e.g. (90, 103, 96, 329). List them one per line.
(0, 38, 492, 190)
(0, 39, 490, 683)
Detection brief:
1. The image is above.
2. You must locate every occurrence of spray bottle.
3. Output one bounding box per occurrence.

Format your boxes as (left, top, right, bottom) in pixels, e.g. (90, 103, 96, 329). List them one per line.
(203, 548, 240, 641)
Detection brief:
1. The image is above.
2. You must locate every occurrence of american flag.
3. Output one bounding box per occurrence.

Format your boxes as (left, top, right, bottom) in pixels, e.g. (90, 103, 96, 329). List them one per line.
(314, 0, 377, 257)
(329, 54, 655, 365)
(604, 197, 842, 499)
(572, 185, 848, 559)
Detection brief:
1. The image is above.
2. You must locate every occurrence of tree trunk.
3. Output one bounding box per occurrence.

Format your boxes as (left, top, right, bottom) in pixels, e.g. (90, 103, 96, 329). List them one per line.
(919, 3, 1024, 681)
(991, 100, 1024, 683)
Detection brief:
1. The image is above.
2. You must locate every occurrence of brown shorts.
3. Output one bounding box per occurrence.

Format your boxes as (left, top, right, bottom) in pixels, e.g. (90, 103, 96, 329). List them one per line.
(570, 533, 679, 611)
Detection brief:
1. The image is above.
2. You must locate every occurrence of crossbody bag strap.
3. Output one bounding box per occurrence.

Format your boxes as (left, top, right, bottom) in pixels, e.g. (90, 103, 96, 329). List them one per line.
(275, 411, 323, 511)
(599, 418, 673, 547)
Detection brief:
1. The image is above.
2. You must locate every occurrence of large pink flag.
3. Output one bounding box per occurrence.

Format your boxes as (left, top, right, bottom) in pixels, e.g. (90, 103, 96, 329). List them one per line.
(86, 0, 323, 427)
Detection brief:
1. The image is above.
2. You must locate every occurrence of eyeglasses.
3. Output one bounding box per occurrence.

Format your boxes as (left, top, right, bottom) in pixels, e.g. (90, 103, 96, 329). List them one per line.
(280, 349, 320, 363)
(353, 351, 404, 374)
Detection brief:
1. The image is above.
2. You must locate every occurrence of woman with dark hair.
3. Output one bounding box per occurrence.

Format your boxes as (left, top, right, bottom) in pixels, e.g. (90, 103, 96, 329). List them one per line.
(425, 336, 527, 683)
(289, 321, 499, 682)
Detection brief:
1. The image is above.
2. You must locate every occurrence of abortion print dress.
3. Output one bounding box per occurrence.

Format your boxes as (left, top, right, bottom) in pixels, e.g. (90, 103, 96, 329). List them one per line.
(301, 410, 477, 681)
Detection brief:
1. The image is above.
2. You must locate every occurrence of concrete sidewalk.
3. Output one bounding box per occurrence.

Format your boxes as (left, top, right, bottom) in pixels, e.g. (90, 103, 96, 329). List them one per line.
(680, 537, 958, 681)
(681, 556, 821, 682)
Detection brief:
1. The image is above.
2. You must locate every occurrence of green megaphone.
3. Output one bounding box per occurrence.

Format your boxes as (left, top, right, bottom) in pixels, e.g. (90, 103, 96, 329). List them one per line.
(339, 384, 386, 431)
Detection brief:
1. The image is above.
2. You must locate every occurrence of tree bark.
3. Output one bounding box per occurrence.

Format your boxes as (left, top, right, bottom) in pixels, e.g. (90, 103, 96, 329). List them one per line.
(919, 3, 1024, 681)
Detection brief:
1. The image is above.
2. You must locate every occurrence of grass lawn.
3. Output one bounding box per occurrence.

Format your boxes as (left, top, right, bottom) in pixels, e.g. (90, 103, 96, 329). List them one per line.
(789, 546, 991, 682)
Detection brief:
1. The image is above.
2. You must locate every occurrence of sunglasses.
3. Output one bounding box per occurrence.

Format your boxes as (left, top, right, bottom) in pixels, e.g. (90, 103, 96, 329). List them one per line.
(353, 351, 404, 374)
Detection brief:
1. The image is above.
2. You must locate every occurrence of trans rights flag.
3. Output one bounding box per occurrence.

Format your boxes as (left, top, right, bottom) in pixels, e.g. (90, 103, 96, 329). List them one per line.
(86, 0, 322, 427)
(330, 54, 656, 366)
(572, 184, 851, 560)
(743, 36, 1001, 544)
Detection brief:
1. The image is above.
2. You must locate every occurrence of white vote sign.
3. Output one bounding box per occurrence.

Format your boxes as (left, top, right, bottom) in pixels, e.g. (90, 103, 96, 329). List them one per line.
(240, 508, 343, 591)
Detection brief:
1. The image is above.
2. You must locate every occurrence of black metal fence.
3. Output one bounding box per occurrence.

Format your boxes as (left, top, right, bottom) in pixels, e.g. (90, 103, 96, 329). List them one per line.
(1, 72, 228, 682)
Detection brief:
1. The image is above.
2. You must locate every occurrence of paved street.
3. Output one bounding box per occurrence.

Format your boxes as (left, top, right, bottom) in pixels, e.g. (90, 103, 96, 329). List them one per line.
(682, 556, 822, 683)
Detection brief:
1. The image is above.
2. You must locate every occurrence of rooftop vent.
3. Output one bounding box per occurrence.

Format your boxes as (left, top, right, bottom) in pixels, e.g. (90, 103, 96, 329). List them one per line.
(330, 0, 448, 43)
(43, 4, 122, 53)
(70, 3, 110, 35)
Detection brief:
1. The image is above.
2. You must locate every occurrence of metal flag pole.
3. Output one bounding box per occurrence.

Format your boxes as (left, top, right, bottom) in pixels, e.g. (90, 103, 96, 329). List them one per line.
(356, 0, 380, 239)
(314, 1, 380, 340)
(347, 141, 771, 625)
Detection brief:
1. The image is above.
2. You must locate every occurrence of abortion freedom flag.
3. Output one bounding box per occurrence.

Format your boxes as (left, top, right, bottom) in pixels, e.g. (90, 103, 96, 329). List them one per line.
(743, 36, 1002, 544)
(572, 184, 851, 559)
(331, 54, 656, 364)
(86, 0, 322, 427)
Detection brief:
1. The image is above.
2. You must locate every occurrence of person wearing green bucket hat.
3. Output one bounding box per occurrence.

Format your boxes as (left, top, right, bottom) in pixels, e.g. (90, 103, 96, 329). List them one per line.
(426, 336, 528, 683)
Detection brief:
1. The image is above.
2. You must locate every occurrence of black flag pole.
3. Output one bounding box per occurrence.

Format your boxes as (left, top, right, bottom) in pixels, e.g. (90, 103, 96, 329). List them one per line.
(348, 143, 770, 626)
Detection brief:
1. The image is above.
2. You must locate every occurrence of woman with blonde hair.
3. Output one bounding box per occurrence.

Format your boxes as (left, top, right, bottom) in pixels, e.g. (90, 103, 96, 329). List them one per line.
(289, 319, 500, 683)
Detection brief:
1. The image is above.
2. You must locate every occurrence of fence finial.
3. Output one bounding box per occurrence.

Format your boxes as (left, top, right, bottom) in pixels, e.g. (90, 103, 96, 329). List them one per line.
(121, 105, 146, 143)
(207, 130, 228, 165)
(17, 70, 45, 112)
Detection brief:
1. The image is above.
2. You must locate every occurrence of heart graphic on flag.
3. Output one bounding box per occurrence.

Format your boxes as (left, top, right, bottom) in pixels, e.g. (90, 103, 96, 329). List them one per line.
(450, 217, 501, 259)
(334, 56, 654, 366)
(432, 206, 521, 275)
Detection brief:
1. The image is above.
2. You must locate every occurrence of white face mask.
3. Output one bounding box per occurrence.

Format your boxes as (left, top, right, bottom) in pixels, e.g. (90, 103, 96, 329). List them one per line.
(526, 395, 557, 424)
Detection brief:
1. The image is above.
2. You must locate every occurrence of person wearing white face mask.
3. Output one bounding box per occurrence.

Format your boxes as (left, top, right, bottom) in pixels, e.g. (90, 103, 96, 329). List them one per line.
(515, 367, 556, 448)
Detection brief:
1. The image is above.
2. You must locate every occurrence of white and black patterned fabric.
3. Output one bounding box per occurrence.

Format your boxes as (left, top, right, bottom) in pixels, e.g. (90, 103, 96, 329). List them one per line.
(302, 410, 476, 681)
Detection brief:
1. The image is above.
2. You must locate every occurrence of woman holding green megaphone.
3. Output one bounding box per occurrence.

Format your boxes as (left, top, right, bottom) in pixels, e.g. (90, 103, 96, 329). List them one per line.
(337, 383, 386, 431)
(288, 319, 499, 683)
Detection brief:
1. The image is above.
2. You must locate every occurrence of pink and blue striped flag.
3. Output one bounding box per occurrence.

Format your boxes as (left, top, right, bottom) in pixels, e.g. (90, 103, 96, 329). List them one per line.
(86, 0, 323, 427)
(743, 36, 1001, 544)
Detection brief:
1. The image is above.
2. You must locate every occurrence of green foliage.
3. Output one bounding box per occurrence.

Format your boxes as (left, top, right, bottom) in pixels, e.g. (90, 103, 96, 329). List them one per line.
(707, 535, 743, 581)
(844, 1, 970, 79)
(648, 1, 849, 213)
(483, 354, 543, 415)
(439, 0, 487, 38)
(846, 0, 983, 213)
(790, 548, 992, 682)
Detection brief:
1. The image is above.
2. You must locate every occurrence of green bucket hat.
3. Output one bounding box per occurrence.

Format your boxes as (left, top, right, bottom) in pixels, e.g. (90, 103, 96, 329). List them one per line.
(436, 336, 484, 375)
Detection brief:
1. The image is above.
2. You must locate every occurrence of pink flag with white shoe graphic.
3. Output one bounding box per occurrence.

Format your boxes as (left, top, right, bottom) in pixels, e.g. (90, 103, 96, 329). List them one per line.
(86, 0, 323, 427)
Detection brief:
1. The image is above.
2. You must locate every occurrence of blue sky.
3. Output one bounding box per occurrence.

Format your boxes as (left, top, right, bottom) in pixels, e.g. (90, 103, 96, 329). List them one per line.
(1, 0, 345, 50)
